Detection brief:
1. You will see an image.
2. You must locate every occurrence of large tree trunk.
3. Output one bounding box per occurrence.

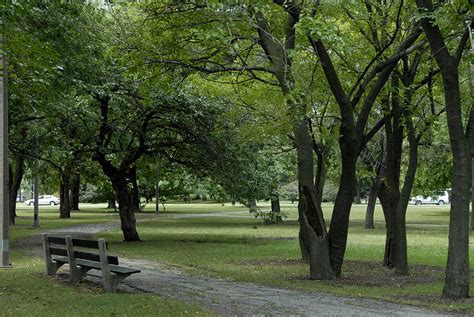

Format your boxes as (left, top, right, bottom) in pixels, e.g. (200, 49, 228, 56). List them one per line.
(8, 154, 25, 225)
(295, 120, 333, 279)
(112, 176, 140, 241)
(59, 173, 71, 219)
(416, 1, 471, 298)
(327, 149, 358, 277)
(392, 114, 419, 276)
(380, 75, 407, 274)
(70, 173, 80, 211)
(439, 62, 471, 298)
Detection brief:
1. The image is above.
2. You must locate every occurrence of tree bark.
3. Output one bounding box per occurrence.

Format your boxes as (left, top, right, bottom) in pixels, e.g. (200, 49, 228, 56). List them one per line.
(107, 198, 117, 210)
(59, 173, 71, 219)
(129, 166, 140, 213)
(354, 177, 362, 204)
(295, 120, 333, 279)
(416, 0, 470, 298)
(270, 193, 282, 223)
(155, 166, 160, 215)
(111, 175, 140, 241)
(314, 145, 327, 206)
(70, 173, 80, 211)
(248, 199, 257, 213)
(327, 147, 358, 277)
(365, 175, 382, 229)
(8, 154, 25, 225)
(271, 197, 281, 213)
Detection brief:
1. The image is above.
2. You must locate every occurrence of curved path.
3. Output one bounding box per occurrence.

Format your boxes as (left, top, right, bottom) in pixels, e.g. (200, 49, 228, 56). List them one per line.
(14, 217, 457, 317)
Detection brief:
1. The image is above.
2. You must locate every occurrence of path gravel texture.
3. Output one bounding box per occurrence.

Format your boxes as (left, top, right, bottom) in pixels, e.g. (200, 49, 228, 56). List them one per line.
(13, 217, 460, 317)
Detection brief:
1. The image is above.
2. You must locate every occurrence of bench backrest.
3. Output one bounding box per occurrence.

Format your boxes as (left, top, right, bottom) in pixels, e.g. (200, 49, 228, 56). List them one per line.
(46, 235, 119, 265)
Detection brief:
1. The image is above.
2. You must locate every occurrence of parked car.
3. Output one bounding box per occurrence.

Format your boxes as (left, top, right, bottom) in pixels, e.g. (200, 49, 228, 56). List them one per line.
(24, 195, 60, 206)
(412, 191, 449, 205)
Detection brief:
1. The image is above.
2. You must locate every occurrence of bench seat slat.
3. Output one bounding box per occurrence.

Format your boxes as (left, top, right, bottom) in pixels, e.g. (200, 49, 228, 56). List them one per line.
(75, 259, 141, 275)
(52, 257, 140, 275)
(52, 256, 69, 263)
(74, 250, 119, 265)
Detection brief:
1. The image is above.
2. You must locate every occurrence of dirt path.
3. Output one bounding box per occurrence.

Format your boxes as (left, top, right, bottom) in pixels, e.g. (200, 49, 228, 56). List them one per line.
(14, 220, 457, 316)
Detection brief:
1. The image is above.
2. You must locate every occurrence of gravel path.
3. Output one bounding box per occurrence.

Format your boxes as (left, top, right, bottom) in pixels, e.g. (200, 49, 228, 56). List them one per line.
(13, 219, 459, 317)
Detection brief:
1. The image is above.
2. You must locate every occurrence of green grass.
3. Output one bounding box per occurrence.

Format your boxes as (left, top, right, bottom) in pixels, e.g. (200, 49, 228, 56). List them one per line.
(6, 201, 474, 314)
(10, 203, 123, 241)
(0, 255, 213, 317)
(2, 204, 214, 317)
(142, 201, 249, 214)
(100, 201, 474, 313)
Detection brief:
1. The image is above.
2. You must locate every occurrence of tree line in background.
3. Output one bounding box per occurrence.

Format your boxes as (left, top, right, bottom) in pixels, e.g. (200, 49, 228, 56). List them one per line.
(4, 0, 473, 299)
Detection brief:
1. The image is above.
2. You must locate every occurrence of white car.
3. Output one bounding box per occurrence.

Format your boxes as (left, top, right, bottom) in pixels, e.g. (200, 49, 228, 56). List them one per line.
(25, 195, 60, 206)
(412, 191, 449, 205)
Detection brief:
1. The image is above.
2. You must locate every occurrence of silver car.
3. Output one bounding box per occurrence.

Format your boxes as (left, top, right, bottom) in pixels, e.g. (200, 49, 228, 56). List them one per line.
(24, 195, 60, 206)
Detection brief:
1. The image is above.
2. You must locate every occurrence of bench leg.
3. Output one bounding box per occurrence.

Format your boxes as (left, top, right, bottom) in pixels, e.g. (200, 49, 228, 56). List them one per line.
(70, 266, 92, 284)
(103, 273, 132, 293)
(47, 261, 66, 276)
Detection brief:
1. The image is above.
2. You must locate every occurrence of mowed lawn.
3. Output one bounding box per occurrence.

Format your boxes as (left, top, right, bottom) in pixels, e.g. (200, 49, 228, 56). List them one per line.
(105, 201, 474, 312)
(1, 203, 215, 317)
(2, 201, 474, 315)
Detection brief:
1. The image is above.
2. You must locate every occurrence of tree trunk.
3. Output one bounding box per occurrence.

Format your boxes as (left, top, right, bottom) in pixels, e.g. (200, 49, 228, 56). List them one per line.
(155, 166, 160, 215)
(271, 197, 280, 213)
(295, 119, 333, 279)
(231, 194, 236, 206)
(8, 154, 25, 225)
(248, 199, 257, 213)
(271, 194, 282, 223)
(354, 177, 362, 204)
(416, 1, 470, 298)
(392, 114, 419, 276)
(327, 149, 358, 277)
(314, 146, 327, 206)
(107, 198, 117, 210)
(59, 173, 71, 219)
(365, 175, 382, 229)
(380, 75, 407, 274)
(112, 176, 140, 241)
(440, 62, 471, 298)
(70, 173, 80, 211)
(129, 166, 140, 213)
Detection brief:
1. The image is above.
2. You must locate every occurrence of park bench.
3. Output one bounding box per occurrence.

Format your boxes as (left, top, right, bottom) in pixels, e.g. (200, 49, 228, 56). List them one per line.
(42, 233, 140, 293)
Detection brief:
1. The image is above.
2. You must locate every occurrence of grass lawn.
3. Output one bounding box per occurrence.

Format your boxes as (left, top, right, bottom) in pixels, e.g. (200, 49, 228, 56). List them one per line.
(1, 204, 215, 317)
(4, 201, 474, 315)
(103, 201, 474, 313)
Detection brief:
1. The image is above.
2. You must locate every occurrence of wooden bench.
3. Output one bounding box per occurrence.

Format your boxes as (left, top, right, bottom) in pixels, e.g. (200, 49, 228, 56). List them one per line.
(42, 233, 140, 292)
